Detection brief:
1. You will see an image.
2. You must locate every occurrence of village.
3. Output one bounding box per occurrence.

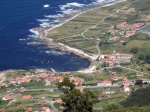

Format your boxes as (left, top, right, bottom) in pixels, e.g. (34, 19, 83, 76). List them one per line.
(0, 60, 150, 112)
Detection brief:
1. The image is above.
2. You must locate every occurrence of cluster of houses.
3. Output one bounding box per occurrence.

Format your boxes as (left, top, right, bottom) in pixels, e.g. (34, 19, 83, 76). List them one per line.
(97, 72, 150, 94)
(0, 72, 84, 88)
(109, 21, 146, 43)
(100, 50, 133, 66)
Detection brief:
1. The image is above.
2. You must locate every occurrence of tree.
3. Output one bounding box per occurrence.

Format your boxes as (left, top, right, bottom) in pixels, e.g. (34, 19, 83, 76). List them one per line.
(62, 89, 96, 112)
(58, 79, 96, 112)
(57, 77, 75, 91)
(138, 55, 145, 60)
(130, 47, 139, 54)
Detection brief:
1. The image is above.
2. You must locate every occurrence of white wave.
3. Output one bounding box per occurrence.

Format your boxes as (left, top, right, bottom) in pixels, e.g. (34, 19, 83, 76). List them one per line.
(59, 2, 84, 10)
(28, 35, 37, 38)
(61, 9, 74, 15)
(94, 0, 116, 4)
(53, 19, 59, 23)
(40, 22, 51, 28)
(44, 14, 64, 18)
(43, 4, 50, 8)
(46, 50, 66, 55)
(67, 2, 84, 7)
(37, 19, 50, 22)
(29, 29, 39, 36)
(19, 38, 26, 41)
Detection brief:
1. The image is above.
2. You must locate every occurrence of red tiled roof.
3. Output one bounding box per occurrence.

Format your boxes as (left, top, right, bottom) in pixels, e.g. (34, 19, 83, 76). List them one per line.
(42, 107, 49, 111)
(75, 86, 84, 91)
(22, 95, 32, 100)
(3, 95, 10, 99)
(122, 77, 129, 82)
(55, 99, 62, 104)
(25, 107, 33, 112)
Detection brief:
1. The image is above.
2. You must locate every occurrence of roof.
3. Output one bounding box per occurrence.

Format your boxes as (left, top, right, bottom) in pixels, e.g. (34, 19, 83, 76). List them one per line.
(113, 75, 118, 79)
(62, 71, 71, 75)
(25, 107, 33, 112)
(103, 89, 109, 92)
(111, 72, 117, 75)
(22, 95, 32, 99)
(121, 22, 127, 25)
(3, 95, 10, 99)
(122, 77, 129, 83)
(139, 78, 149, 81)
(75, 86, 84, 91)
(97, 69, 102, 73)
(123, 86, 129, 89)
(113, 36, 119, 40)
(55, 99, 62, 104)
(42, 107, 49, 111)
(120, 40, 125, 43)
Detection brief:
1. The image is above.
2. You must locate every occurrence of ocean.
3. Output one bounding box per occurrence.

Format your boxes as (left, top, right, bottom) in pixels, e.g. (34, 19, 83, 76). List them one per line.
(0, 0, 116, 72)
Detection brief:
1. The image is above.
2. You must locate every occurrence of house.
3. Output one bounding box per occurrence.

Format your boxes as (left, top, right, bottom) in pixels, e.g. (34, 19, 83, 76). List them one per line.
(2, 95, 11, 100)
(121, 22, 127, 26)
(123, 86, 130, 92)
(115, 53, 133, 59)
(97, 69, 102, 73)
(126, 30, 135, 37)
(20, 87, 25, 92)
(22, 95, 32, 100)
(112, 36, 119, 41)
(122, 77, 133, 86)
(132, 23, 145, 29)
(113, 75, 119, 80)
(25, 107, 33, 112)
(62, 71, 71, 75)
(101, 58, 115, 66)
(38, 100, 47, 105)
(97, 80, 112, 86)
(40, 107, 51, 112)
(75, 86, 84, 92)
(55, 99, 62, 104)
(110, 72, 117, 75)
(139, 78, 150, 84)
(120, 40, 125, 45)
(70, 77, 84, 85)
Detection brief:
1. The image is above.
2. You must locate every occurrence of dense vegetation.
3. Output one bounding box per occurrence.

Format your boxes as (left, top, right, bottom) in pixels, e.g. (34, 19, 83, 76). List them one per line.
(103, 86, 150, 112)
(138, 55, 150, 64)
(122, 86, 150, 107)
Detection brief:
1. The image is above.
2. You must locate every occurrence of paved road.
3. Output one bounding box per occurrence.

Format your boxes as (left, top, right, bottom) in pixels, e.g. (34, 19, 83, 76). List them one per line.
(83, 84, 119, 89)
(24, 88, 57, 92)
(24, 84, 121, 92)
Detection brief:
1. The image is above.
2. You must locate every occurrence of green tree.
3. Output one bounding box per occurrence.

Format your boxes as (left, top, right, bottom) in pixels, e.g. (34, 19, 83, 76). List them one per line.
(130, 47, 139, 54)
(138, 55, 145, 60)
(57, 77, 75, 91)
(62, 89, 95, 112)
(58, 79, 96, 112)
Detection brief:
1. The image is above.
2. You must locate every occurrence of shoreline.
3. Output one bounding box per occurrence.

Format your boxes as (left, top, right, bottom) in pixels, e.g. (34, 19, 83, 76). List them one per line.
(0, 0, 126, 75)
(30, 0, 126, 72)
